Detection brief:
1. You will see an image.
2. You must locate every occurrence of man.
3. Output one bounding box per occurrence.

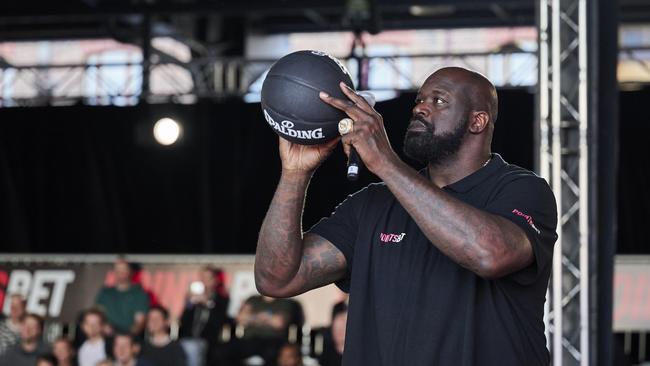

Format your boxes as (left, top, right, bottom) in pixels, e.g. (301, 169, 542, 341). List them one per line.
(95, 258, 149, 336)
(51, 337, 76, 366)
(330, 306, 346, 360)
(276, 343, 303, 366)
(0, 293, 26, 355)
(236, 295, 303, 341)
(255, 67, 558, 365)
(178, 266, 229, 366)
(113, 333, 153, 366)
(78, 309, 111, 366)
(317, 304, 347, 366)
(214, 295, 303, 365)
(141, 305, 187, 366)
(0, 313, 49, 366)
(36, 354, 57, 366)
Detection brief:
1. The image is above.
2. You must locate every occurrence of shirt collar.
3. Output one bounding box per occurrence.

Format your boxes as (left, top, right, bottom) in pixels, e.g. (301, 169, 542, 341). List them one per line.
(419, 153, 505, 194)
(444, 153, 504, 193)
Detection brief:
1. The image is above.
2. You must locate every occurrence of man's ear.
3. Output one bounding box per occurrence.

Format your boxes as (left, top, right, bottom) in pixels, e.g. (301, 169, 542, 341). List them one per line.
(469, 111, 490, 134)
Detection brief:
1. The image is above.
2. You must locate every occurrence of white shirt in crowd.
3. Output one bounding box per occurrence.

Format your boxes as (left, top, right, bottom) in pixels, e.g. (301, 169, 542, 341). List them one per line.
(78, 338, 106, 366)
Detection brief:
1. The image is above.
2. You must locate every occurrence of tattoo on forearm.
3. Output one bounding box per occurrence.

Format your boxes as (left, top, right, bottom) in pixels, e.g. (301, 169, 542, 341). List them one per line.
(255, 174, 346, 295)
(299, 235, 346, 289)
(256, 175, 307, 283)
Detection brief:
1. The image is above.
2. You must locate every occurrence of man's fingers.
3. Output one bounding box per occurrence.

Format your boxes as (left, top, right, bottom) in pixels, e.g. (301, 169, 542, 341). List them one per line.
(322, 136, 341, 152)
(341, 139, 352, 158)
(319, 91, 370, 121)
(338, 82, 376, 115)
(279, 135, 340, 159)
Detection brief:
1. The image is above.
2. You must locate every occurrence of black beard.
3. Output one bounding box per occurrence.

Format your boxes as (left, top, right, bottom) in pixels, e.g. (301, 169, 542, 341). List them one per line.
(403, 115, 469, 166)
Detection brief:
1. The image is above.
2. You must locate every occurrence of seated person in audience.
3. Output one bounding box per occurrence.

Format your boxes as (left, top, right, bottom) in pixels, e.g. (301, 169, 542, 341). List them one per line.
(95, 258, 149, 336)
(113, 333, 154, 366)
(0, 293, 26, 355)
(215, 295, 304, 365)
(78, 309, 112, 366)
(52, 337, 77, 366)
(277, 343, 303, 366)
(36, 353, 58, 366)
(140, 305, 187, 366)
(330, 307, 346, 361)
(0, 313, 50, 366)
(236, 295, 304, 341)
(178, 266, 229, 365)
(317, 302, 347, 366)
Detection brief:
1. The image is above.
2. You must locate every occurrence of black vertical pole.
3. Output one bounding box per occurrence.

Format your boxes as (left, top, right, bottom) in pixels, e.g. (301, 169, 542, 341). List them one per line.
(141, 14, 151, 104)
(589, 0, 618, 365)
(199, 105, 214, 253)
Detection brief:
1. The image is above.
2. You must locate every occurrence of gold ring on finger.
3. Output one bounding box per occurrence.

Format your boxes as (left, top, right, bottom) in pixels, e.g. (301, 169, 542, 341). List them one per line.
(338, 118, 354, 135)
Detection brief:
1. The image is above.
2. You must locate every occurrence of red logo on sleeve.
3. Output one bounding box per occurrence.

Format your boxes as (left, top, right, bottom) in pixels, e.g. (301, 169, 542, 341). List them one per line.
(511, 209, 541, 234)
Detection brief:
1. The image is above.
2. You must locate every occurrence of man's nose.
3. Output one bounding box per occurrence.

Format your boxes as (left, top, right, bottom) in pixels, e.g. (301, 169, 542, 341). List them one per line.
(412, 102, 430, 118)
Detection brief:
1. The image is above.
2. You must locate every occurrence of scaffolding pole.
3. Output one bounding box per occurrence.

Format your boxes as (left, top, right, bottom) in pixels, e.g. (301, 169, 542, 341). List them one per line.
(538, 0, 590, 364)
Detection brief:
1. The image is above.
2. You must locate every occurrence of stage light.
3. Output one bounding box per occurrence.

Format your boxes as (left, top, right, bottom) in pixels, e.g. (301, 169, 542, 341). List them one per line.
(153, 118, 181, 145)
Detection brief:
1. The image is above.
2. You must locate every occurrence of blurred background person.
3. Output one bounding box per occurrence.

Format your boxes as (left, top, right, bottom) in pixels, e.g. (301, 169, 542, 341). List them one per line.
(330, 306, 347, 362)
(178, 266, 229, 366)
(113, 333, 153, 366)
(95, 258, 149, 336)
(78, 309, 112, 366)
(0, 293, 26, 356)
(36, 353, 58, 366)
(52, 337, 77, 366)
(141, 305, 187, 366)
(277, 343, 303, 366)
(316, 301, 347, 366)
(0, 313, 49, 366)
(214, 294, 304, 365)
(236, 295, 303, 343)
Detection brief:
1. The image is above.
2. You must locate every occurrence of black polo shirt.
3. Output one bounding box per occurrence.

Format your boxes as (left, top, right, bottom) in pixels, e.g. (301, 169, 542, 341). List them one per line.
(309, 153, 558, 366)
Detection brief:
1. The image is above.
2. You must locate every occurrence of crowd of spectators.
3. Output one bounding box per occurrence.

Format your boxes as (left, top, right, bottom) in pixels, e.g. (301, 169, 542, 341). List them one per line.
(0, 258, 346, 366)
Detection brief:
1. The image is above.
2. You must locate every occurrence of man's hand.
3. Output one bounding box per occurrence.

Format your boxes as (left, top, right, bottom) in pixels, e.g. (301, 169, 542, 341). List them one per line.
(319, 82, 400, 175)
(279, 136, 340, 173)
(131, 312, 145, 335)
(103, 323, 114, 336)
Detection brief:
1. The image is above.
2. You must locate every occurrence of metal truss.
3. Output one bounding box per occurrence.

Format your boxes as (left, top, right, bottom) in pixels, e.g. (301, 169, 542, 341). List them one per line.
(538, 0, 589, 365)
(0, 50, 537, 107)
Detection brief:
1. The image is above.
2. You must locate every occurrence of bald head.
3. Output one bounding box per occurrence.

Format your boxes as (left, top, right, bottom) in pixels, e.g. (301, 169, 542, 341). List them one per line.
(429, 67, 498, 124)
(406, 66, 497, 165)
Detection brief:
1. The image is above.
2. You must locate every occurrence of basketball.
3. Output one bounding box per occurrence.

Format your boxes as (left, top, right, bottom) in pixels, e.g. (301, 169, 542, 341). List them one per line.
(261, 50, 354, 145)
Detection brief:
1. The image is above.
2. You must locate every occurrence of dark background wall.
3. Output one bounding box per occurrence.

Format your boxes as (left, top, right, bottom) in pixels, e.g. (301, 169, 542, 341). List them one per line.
(0, 88, 644, 254)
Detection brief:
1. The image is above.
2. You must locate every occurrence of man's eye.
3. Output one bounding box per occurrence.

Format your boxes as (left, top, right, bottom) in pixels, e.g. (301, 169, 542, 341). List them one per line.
(415, 98, 423, 104)
(434, 97, 445, 104)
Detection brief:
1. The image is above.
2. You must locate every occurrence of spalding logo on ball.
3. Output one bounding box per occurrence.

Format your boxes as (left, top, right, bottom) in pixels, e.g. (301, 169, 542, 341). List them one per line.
(261, 50, 354, 145)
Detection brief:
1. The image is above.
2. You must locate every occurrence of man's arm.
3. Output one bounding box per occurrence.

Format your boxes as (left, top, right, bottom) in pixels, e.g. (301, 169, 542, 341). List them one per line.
(320, 84, 532, 279)
(130, 288, 149, 335)
(378, 161, 532, 279)
(130, 312, 146, 335)
(255, 139, 347, 298)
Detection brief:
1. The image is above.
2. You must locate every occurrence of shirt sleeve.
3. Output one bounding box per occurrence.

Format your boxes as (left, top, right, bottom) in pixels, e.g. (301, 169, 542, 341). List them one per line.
(307, 186, 370, 292)
(484, 175, 558, 285)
